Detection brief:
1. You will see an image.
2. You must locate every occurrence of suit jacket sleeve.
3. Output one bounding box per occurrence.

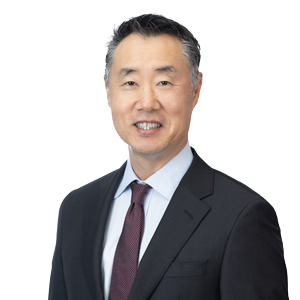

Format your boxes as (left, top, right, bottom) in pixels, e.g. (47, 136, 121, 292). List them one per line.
(220, 199, 289, 299)
(48, 194, 70, 300)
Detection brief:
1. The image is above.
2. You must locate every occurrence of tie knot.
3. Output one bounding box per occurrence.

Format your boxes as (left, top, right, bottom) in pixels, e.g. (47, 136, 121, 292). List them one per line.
(130, 181, 151, 205)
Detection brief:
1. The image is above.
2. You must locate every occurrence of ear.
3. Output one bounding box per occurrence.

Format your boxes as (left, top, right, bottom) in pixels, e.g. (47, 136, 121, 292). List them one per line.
(192, 72, 203, 109)
(104, 76, 111, 108)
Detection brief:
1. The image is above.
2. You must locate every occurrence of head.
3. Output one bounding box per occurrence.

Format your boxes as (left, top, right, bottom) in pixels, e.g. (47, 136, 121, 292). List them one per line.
(105, 14, 201, 90)
(104, 14, 202, 165)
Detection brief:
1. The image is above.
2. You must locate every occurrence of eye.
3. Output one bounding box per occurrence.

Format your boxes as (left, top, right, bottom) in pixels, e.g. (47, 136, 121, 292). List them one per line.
(125, 81, 136, 86)
(158, 81, 170, 86)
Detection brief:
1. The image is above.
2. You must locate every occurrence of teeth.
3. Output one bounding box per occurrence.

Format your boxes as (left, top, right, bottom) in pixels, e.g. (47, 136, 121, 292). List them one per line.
(135, 122, 161, 130)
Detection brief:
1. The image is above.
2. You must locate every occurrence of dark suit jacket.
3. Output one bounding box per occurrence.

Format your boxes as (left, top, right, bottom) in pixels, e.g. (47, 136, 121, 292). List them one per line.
(49, 148, 289, 299)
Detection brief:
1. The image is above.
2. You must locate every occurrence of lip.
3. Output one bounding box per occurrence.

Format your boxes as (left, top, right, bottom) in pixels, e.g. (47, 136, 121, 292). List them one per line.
(134, 120, 162, 125)
(133, 120, 163, 135)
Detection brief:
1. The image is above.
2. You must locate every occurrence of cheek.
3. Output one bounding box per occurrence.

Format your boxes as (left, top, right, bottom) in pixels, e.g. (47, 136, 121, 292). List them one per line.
(110, 101, 132, 134)
(110, 89, 136, 112)
(163, 94, 192, 120)
(110, 96, 131, 118)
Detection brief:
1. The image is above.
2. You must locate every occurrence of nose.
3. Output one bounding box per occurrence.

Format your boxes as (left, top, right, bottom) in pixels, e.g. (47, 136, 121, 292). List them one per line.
(135, 84, 160, 112)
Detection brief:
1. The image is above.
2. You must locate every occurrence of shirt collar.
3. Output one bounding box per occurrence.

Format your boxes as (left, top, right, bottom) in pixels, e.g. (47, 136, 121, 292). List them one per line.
(114, 142, 193, 200)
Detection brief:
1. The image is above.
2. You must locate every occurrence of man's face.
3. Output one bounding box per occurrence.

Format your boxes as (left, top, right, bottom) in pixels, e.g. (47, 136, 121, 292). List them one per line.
(105, 33, 202, 160)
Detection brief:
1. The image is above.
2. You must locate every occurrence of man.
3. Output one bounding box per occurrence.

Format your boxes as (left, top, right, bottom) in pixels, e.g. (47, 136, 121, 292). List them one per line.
(49, 14, 289, 299)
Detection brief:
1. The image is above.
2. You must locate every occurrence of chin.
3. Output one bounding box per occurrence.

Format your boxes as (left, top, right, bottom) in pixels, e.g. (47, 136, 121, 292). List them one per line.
(130, 144, 166, 157)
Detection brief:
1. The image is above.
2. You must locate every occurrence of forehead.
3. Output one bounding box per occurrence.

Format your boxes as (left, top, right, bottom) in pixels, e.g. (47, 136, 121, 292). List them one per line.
(111, 33, 188, 73)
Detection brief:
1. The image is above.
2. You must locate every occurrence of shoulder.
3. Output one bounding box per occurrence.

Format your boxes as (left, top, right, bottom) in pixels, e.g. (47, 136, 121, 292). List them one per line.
(73, 168, 119, 197)
(206, 168, 276, 219)
(59, 166, 124, 214)
(213, 169, 262, 199)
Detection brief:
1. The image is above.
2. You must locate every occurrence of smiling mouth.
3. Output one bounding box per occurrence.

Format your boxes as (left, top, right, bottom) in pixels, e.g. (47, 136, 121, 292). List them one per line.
(135, 122, 162, 130)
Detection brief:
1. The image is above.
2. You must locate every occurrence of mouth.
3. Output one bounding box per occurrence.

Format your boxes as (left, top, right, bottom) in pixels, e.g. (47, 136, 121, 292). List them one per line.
(134, 122, 162, 130)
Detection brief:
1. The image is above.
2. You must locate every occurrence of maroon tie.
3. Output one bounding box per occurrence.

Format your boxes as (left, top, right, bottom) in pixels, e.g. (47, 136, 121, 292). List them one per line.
(109, 181, 151, 300)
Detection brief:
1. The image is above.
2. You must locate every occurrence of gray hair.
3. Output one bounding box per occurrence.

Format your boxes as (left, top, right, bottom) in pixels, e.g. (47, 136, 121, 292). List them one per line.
(105, 14, 201, 89)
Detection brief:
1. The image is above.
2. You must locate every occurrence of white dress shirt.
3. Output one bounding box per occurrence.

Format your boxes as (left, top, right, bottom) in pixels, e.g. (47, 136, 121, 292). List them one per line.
(102, 142, 194, 300)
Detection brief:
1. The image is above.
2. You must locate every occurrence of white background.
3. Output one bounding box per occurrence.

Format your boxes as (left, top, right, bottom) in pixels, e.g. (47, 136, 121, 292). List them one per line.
(0, 0, 299, 299)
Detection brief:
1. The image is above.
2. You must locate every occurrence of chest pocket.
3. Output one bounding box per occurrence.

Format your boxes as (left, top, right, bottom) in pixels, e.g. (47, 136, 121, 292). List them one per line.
(164, 259, 208, 278)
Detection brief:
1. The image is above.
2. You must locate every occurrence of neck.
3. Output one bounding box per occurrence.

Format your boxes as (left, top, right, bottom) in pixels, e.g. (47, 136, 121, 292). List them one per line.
(129, 141, 187, 181)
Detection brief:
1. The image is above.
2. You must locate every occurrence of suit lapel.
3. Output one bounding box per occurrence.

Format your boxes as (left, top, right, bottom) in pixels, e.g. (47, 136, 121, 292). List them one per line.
(81, 163, 126, 300)
(128, 149, 214, 300)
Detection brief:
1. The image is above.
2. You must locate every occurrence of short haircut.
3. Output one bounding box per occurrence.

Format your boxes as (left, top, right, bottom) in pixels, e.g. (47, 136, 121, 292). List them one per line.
(105, 14, 201, 88)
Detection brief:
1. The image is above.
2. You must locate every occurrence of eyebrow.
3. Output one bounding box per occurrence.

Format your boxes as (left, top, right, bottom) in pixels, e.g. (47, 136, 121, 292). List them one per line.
(154, 65, 176, 73)
(118, 65, 177, 77)
(118, 68, 138, 77)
